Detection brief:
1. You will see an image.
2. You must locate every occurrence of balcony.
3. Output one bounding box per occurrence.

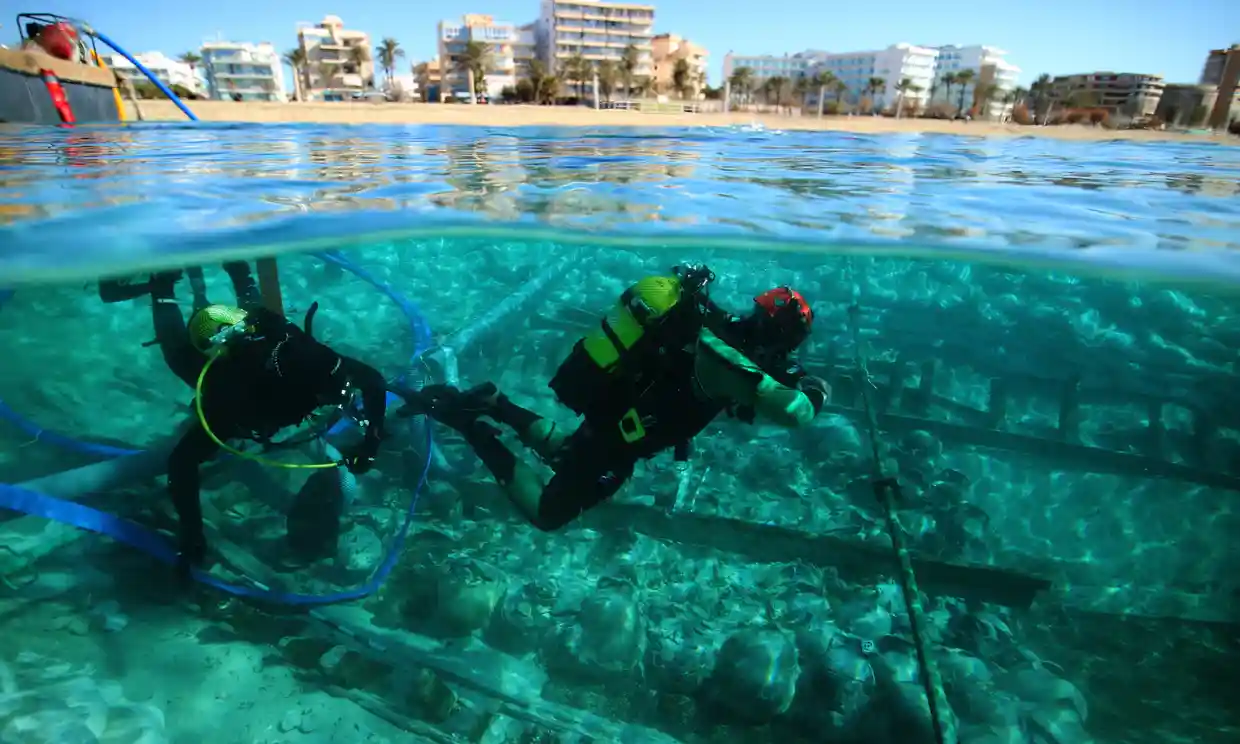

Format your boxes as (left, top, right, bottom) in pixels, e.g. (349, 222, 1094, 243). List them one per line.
(214, 70, 275, 79)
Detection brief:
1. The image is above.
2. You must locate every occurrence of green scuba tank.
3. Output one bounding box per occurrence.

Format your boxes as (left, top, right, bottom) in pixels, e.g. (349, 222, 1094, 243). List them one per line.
(550, 275, 694, 421)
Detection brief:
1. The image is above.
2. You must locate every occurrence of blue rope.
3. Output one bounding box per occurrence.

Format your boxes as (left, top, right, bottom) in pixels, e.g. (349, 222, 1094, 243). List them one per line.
(79, 23, 198, 122)
(0, 255, 433, 606)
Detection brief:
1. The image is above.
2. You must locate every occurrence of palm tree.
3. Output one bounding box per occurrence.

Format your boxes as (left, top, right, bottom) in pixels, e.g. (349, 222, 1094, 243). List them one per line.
(954, 68, 975, 114)
(564, 52, 590, 100)
(637, 75, 656, 98)
(527, 59, 555, 105)
(672, 58, 692, 99)
(376, 38, 404, 92)
(810, 71, 836, 115)
(894, 77, 922, 119)
(282, 48, 307, 101)
(458, 40, 491, 101)
(596, 59, 617, 103)
(974, 82, 999, 118)
(620, 44, 640, 100)
(1004, 85, 1029, 121)
(865, 76, 886, 114)
(940, 72, 957, 113)
(832, 79, 848, 109)
(318, 62, 338, 93)
(349, 45, 372, 88)
(178, 52, 201, 95)
(728, 66, 754, 107)
(1031, 73, 1052, 124)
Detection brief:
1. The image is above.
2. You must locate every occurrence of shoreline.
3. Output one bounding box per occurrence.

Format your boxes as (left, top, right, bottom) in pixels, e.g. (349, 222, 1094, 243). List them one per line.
(132, 100, 1237, 145)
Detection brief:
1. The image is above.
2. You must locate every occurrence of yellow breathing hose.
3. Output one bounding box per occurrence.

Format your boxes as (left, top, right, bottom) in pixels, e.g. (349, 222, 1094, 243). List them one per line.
(194, 351, 343, 470)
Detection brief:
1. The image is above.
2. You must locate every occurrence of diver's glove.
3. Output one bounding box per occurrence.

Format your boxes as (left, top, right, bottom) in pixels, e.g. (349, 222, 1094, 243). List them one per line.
(399, 383, 500, 433)
(342, 439, 379, 475)
(797, 375, 831, 415)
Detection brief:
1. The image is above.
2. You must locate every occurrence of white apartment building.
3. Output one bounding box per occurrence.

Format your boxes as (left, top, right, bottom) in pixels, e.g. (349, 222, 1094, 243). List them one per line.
(514, 23, 539, 80)
(438, 14, 518, 100)
(931, 44, 1021, 115)
(810, 43, 939, 108)
(200, 41, 286, 102)
(297, 15, 374, 98)
(103, 51, 202, 95)
(537, 0, 655, 94)
(723, 51, 824, 84)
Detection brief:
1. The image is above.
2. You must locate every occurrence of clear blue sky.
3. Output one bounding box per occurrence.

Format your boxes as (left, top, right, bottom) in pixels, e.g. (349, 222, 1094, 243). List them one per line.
(9, 0, 1238, 89)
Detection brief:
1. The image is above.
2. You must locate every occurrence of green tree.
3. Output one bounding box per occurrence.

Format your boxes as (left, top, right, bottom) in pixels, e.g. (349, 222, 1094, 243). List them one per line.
(458, 40, 491, 100)
(672, 58, 692, 99)
(596, 59, 617, 103)
(283, 47, 307, 101)
(526, 59, 556, 105)
(619, 44, 640, 100)
(1031, 73, 1053, 123)
(954, 68, 975, 114)
(728, 66, 753, 105)
(865, 76, 886, 113)
(894, 77, 922, 118)
(832, 79, 848, 109)
(940, 72, 958, 113)
(318, 62, 338, 92)
(564, 52, 590, 100)
(809, 71, 836, 115)
(376, 38, 404, 92)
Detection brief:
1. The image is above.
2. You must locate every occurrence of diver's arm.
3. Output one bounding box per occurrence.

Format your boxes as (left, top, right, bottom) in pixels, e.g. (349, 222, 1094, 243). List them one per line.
(167, 421, 220, 562)
(339, 355, 387, 449)
(694, 328, 824, 428)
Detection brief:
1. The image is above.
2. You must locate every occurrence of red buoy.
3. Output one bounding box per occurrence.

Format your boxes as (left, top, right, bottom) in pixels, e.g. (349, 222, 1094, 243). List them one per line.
(36, 22, 79, 61)
(40, 69, 77, 126)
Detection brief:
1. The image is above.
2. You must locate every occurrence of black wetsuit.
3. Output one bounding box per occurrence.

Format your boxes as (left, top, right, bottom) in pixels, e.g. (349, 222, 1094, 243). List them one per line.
(131, 265, 389, 566)
(403, 312, 827, 531)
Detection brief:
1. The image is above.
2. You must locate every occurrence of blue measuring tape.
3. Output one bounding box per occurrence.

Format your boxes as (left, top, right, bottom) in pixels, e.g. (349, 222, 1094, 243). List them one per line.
(0, 252, 434, 605)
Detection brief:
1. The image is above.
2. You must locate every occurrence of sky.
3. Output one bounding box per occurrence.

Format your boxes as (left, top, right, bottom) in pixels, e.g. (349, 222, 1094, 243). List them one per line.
(7, 0, 1238, 90)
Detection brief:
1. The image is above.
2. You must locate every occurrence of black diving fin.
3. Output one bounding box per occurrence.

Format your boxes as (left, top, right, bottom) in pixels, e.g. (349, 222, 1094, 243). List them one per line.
(303, 301, 320, 337)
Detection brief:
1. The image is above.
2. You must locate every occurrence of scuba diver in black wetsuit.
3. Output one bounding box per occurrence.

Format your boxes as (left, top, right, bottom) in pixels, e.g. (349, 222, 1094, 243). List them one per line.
(394, 264, 832, 531)
(103, 262, 389, 572)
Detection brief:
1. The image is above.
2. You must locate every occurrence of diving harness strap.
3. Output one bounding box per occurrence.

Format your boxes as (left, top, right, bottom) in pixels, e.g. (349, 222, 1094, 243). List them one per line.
(844, 259, 951, 744)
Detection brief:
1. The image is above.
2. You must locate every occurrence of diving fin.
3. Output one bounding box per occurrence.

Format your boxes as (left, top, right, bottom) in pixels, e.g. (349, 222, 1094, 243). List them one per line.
(303, 301, 320, 337)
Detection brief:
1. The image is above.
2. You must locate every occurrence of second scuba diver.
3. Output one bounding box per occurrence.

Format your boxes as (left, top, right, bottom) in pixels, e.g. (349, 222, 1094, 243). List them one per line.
(106, 262, 389, 572)
(396, 263, 831, 531)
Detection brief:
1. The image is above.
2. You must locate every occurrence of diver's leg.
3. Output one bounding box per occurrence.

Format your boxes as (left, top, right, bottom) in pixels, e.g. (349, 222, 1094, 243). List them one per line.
(490, 394, 569, 461)
(462, 420, 631, 531)
(223, 261, 262, 309)
(99, 277, 153, 303)
(186, 266, 210, 311)
(149, 272, 206, 388)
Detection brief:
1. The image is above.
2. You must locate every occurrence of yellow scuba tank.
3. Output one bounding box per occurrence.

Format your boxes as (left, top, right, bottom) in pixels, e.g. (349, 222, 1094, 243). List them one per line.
(550, 275, 693, 421)
(583, 275, 685, 370)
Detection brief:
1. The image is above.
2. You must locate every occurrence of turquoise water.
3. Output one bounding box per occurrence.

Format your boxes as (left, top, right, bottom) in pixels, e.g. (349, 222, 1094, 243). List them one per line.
(1, 123, 1239, 744)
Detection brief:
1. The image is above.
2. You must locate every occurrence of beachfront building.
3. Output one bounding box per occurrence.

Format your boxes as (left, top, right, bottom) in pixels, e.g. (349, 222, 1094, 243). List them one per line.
(414, 59, 444, 102)
(297, 15, 374, 100)
(809, 43, 939, 110)
(929, 45, 1021, 117)
(103, 51, 202, 96)
(1047, 72, 1164, 117)
(1199, 43, 1240, 129)
(723, 51, 822, 86)
(651, 33, 708, 98)
(200, 41, 286, 102)
(438, 14, 518, 101)
(514, 23, 539, 81)
(536, 0, 655, 97)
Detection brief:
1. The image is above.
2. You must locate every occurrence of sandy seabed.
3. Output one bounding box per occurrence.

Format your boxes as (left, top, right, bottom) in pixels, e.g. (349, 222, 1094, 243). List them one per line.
(133, 100, 1238, 145)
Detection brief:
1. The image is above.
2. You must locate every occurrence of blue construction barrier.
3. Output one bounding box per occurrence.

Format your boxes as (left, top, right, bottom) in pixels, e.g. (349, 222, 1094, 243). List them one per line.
(0, 254, 433, 605)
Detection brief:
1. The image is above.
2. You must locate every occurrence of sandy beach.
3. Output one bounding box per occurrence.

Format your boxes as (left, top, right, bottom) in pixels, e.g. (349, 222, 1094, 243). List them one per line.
(132, 99, 1238, 145)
